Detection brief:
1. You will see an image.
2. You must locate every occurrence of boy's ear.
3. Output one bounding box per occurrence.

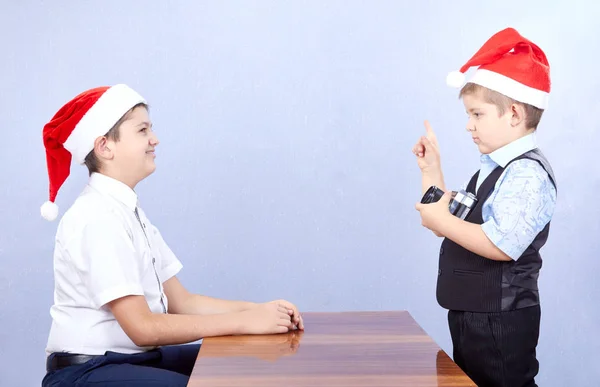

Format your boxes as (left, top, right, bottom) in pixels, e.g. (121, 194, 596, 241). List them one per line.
(94, 136, 114, 161)
(509, 103, 526, 127)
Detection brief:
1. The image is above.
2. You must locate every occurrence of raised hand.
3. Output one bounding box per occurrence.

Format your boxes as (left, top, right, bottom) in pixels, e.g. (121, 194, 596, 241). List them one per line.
(412, 120, 442, 173)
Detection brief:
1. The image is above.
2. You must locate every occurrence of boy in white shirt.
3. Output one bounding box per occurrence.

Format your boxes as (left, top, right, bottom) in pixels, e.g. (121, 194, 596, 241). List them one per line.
(40, 84, 303, 387)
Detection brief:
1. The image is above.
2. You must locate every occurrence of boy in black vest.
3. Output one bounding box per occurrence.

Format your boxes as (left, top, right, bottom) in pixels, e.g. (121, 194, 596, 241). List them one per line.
(413, 28, 557, 387)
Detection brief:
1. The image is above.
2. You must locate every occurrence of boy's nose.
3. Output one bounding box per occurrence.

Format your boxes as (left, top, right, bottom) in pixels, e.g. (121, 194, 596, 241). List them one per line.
(465, 121, 475, 132)
(150, 133, 160, 146)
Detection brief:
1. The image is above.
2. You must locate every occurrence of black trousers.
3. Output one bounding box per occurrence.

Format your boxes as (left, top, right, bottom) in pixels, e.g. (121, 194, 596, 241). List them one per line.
(448, 305, 540, 387)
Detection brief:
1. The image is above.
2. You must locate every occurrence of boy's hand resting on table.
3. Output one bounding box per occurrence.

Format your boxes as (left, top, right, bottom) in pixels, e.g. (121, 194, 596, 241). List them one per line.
(267, 299, 304, 330)
(238, 300, 304, 335)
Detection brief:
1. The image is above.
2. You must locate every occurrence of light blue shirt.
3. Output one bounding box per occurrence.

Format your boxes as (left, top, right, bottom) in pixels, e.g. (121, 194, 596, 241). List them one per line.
(473, 133, 557, 260)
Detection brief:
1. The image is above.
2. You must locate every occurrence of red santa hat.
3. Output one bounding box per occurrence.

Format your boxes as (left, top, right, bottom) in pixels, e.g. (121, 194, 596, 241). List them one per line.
(41, 84, 146, 221)
(446, 27, 550, 109)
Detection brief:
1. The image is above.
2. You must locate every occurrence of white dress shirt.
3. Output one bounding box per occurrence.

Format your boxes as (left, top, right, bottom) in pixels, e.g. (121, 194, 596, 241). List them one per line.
(45, 173, 183, 356)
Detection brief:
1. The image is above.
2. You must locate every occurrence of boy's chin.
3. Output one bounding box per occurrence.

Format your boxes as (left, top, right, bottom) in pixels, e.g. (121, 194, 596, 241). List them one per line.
(146, 164, 157, 175)
(476, 144, 493, 155)
(140, 163, 157, 179)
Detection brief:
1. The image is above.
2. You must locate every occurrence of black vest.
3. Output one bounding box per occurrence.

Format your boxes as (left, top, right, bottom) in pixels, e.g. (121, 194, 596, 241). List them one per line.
(436, 148, 557, 313)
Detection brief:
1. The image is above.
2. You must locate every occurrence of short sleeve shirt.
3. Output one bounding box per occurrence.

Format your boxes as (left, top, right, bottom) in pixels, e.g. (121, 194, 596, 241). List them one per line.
(45, 173, 183, 355)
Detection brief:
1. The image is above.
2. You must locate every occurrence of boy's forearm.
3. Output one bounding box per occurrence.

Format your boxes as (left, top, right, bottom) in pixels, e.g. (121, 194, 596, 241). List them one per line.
(178, 295, 257, 315)
(137, 312, 243, 347)
(422, 169, 446, 194)
(437, 215, 512, 262)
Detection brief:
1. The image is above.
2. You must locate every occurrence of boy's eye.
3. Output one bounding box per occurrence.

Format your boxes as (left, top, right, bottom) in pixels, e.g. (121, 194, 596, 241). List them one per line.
(140, 127, 147, 132)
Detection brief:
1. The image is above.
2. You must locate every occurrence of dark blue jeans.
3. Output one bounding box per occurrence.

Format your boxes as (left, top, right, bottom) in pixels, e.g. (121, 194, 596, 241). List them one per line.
(42, 344, 201, 387)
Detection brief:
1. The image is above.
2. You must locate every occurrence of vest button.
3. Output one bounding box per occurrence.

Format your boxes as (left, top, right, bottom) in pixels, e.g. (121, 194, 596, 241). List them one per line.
(438, 269, 442, 276)
(440, 247, 444, 255)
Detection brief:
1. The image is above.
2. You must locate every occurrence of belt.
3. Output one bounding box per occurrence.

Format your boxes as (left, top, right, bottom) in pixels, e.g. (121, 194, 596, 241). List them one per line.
(46, 353, 101, 372)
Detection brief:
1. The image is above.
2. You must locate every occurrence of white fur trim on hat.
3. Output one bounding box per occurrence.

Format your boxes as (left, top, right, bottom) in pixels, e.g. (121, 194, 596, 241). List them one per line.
(468, 69, 549, 109)
(63, 84, 146, 164)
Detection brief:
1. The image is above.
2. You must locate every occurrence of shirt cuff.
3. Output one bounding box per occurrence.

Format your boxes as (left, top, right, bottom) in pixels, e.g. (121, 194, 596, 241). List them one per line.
(93, 283, 145, 309)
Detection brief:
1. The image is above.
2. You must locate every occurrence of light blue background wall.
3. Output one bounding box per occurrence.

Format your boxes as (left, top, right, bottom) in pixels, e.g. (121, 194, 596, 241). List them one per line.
(1, 1, 598, 386)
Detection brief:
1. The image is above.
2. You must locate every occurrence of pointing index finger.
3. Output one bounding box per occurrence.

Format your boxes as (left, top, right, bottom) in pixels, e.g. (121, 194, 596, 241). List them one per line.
(424, 120, 437, 142)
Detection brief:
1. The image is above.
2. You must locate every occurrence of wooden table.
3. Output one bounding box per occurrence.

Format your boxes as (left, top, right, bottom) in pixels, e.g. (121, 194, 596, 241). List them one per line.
(188, 311, 475, 386)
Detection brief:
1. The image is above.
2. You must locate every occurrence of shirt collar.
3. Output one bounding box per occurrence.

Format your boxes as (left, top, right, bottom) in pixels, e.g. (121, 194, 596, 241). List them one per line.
(482, 132, 538, 168)
(88, 173, 138, 211)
